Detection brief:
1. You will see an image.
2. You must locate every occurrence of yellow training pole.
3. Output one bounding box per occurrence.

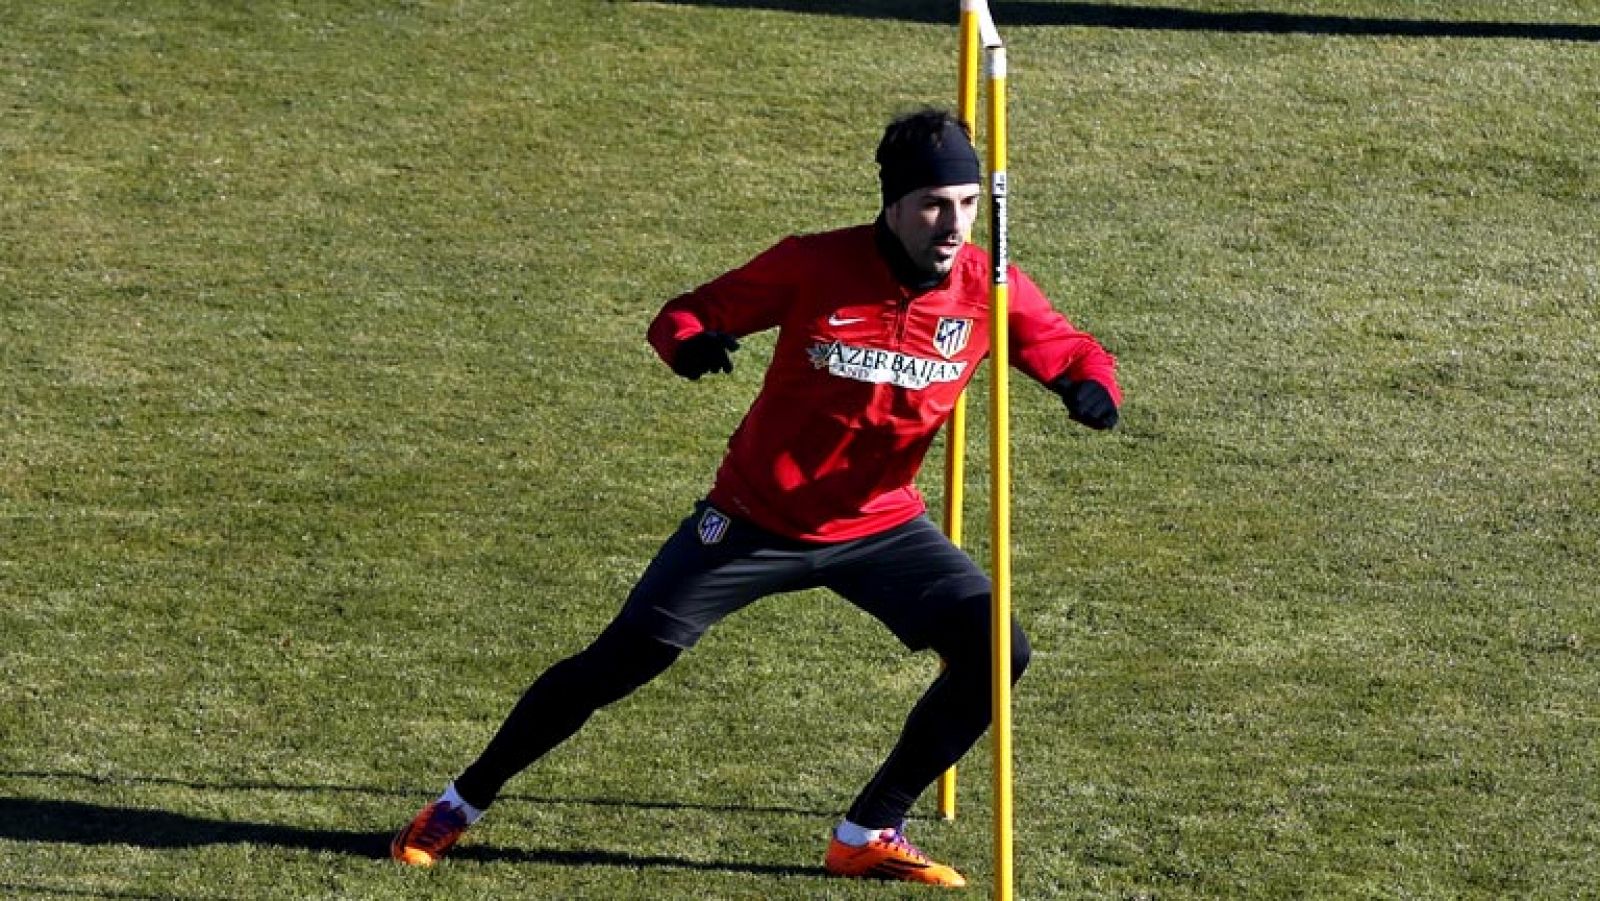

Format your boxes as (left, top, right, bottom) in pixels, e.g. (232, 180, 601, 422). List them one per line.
(937, 0, 983, 823)
(986, 40, 1014, 901)
(958, 0, 981, 127)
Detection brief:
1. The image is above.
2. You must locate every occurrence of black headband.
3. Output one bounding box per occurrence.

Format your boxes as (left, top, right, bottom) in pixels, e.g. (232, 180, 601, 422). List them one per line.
(878, 119, 981, 207)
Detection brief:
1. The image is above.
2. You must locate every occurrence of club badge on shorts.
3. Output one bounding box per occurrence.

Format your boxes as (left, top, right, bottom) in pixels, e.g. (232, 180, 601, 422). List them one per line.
(697, 506, 730, 545)
(933, 317, 972, 360)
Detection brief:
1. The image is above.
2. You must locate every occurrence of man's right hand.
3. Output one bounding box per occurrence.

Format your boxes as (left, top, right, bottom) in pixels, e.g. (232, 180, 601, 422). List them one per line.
(671, 331, 740, 380)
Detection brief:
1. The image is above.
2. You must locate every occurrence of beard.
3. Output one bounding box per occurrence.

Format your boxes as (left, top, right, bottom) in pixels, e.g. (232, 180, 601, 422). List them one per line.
(917, 233, 963, 275)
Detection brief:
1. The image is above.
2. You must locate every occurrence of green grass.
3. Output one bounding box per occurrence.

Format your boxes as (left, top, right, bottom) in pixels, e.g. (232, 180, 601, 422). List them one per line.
(3, 1, 1597, 897)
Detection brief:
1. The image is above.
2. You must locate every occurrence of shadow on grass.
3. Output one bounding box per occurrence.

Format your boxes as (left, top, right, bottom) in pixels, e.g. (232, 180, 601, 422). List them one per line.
(0, 796, 391, 857)
(0, 883, 190, 901)
(0, 797, 821, 878)
(641, 0, 1600, 42)
(4, 769, 837, 818)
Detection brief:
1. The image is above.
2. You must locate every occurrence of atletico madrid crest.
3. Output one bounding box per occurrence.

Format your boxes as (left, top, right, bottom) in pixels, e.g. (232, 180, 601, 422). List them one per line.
(933, 317, 972, 360)
(697, 507, 730, 545)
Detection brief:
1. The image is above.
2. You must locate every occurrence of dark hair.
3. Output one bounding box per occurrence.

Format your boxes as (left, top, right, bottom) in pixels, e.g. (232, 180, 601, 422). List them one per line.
(875, 108, 981, 207)
(876, 108, 973, 166)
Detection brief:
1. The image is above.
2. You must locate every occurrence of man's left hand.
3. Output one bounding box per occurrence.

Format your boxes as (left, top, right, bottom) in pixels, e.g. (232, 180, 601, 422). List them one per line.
(672, 331, 740, 380)
(1053, 378, 1119, 430)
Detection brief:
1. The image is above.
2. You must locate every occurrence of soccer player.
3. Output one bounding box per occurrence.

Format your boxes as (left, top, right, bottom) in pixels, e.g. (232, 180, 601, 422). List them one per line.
(392, 108, 1121, 888)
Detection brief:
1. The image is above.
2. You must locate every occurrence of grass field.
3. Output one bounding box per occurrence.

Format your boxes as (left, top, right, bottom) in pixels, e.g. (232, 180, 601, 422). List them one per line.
(3, 1, 1597, 898)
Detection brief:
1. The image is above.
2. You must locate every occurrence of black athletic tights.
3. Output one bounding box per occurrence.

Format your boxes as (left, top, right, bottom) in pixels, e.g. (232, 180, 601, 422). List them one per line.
(453, 598, 1030, 828)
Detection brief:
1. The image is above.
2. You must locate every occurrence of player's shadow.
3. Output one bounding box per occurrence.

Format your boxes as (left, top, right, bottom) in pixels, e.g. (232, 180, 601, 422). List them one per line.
(0, 796, 392, 858)
(643, 0, 1600, 42)
(0, 796, 822, 877)
(4, 768, 836, 818)
(1, 770, 838, 878)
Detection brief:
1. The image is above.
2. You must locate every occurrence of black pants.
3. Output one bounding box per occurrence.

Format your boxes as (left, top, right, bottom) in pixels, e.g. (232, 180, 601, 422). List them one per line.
(455, 502, 1030, 829)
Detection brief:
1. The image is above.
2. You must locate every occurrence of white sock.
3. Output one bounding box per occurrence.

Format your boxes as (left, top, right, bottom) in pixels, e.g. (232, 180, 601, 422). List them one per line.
(440, 782, 484, 824)
(834, 819, 890, 847)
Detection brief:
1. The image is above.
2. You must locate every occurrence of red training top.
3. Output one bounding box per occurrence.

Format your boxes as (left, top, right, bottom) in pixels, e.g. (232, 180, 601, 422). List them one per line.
(647, 223, 1120, 543)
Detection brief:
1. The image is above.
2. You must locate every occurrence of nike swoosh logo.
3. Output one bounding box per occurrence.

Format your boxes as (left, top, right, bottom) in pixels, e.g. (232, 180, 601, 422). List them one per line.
(827, 314, 866, 326)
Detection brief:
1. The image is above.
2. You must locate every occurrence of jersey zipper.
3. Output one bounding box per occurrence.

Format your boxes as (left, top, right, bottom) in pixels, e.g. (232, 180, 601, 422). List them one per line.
(892, 288, 912, 348)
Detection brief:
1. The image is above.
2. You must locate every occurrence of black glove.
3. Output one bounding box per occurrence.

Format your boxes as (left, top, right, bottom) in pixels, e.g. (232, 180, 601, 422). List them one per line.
(671, 331, 740, 380)
(1053, 378, 1119, 430)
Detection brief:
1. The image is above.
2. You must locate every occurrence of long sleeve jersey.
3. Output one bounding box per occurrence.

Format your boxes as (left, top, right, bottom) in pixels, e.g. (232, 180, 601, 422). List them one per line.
(647, 223, 1121, 543)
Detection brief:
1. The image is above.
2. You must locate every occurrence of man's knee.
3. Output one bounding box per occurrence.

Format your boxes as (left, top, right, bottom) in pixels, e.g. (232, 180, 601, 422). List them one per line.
(567, 619, 683, 704)
(928, 594, 1031, 684)
(1007, 622, 1032, 683)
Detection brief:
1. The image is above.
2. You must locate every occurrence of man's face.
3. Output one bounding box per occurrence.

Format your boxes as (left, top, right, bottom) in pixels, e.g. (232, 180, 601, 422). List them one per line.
(884, 183, 982, 279)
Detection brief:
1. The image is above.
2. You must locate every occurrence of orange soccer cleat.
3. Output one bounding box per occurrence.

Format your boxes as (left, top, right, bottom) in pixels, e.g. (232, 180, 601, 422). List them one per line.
(390, 800, 470, 867)
(824, 827, 968, 888)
